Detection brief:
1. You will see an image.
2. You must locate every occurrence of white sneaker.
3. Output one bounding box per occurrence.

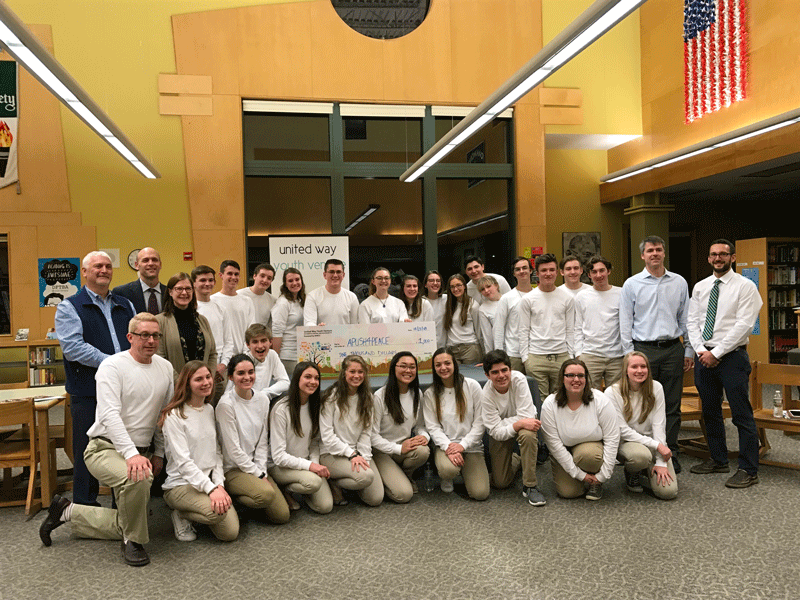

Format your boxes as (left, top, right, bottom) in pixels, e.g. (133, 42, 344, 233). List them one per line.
(171, 510, 196, 542)
(440, 479, 454, 493)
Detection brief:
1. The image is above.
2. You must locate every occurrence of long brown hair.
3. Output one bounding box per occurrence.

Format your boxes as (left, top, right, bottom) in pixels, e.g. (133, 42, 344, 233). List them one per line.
(162, 272, 198, 316)
(282, 361, 321, 439)
(367, 267, 391, 296)
(279, 267, 306, 307)
(444, 273, 471, 331)
(430, 347, 467, 422)
(323, 354, 373, 430)
(158, 360, 212, 426)
(423, 270, 443, 299)
(615, 351, 656, 424)
(554, 358, 594, 408)
(402, 275, 423, 319)
(383, 351, 420, 425)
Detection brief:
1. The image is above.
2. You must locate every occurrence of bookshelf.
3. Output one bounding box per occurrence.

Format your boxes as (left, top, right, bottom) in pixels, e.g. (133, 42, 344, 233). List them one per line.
(736, 238, 800, 364)
(0, 339, 64, 389)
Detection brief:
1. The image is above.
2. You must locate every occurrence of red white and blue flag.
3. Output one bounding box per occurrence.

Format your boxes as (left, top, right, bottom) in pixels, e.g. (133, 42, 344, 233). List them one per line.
(683, 0, 748, 123)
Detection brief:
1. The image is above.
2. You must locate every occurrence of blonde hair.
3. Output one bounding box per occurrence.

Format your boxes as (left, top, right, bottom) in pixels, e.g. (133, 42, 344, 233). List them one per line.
(128, 312, 158, 334)
(616, 351, 656, 424)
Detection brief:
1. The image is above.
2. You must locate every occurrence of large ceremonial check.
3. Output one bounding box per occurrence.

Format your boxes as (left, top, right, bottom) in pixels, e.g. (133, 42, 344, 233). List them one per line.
(297, 322, 437, 377)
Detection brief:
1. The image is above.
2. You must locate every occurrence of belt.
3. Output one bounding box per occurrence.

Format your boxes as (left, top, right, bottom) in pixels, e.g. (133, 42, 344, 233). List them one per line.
(93, 436, 149, 455)
(634, 338, 681, 348)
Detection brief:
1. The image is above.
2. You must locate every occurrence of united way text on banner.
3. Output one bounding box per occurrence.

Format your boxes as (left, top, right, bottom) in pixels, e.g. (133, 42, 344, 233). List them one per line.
(269, 235, 350, 293)
(0, 61, 18, 188)
(298, 321, 437, 377)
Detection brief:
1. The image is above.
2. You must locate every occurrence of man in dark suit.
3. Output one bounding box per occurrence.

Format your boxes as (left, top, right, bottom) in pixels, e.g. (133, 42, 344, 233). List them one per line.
(112, 247, 166, 314)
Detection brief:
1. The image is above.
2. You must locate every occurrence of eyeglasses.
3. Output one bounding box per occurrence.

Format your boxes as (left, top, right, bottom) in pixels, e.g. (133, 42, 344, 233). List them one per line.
(373, 276, 391, 282)
(564, 373, 586, 379)
(709, 252, 731, 258)
(130, 332, 162, 341)
(396, 363, 417, 371)
(326, 270, 344, 276)
(172, 286, 193, 293)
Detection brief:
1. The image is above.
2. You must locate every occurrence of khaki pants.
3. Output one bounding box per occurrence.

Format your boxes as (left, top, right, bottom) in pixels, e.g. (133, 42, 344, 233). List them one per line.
(525, 353, 569, 400)
(618, 441, 678, 500)
(372, 445, 430, 503)
(163, 484, 240, 541)
(449, 343, 482, 365)
(268, 465, 333, 514)
(319, 454, 383, 506)
(434, 449, 490, 501)
(509, 356, 526, 375)
(224, 468, 290, 524)
(579, 354, 623, 390)
(488, 428, 538, 489)
(550, 441, 604, 499)
(70, 438, 152, 544)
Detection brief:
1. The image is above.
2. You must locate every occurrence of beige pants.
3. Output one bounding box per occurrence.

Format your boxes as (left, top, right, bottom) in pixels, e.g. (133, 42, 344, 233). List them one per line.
(551, 441, 604, 499)
(525, 353, 569, 400)
(224, 468, 290, 524)
(372, 445, 430, 503)
(319, 454, 383, 506)
(509, 356, 526, 375)
(163, 484, 240, 541)
(618, 441, 678, 500)
(488, 428, 538, 488)
(268, 465, 333, 514)
(434, 449, 490, 501)
(70, 438, 152, 544)
(579, 354, 624, 390)
(449, 342, 483, 365)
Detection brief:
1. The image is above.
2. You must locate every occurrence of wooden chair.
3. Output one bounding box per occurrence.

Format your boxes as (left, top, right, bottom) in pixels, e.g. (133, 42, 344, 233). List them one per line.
(0, 398, 43, 515)
(750, 361, 800, 470)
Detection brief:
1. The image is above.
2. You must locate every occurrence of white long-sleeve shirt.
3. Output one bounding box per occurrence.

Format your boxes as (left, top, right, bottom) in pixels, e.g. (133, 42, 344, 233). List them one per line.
(271, 296, 304, 361)
(269, 398, 320, 472)
(197, 299, 236, 366)
(518, 286, 575, 357)
(481, 371, 537, 441)
(303, 286, 359, 326)
(466, 273, 511, 305)
(446, 301, 481, 346)
(216, 388, 270, 476)
(371, 386, 429, 456)
(211, 292, 256, 358)
(540, 389, 619, 483)
(89, 351, 173, 460)
(574, 286, 623, 358)
(250, 349, 289, 399)
(426, 295, 447, 347)
(422, 377, 484, 454)
(237, 287, 275, 328)
(605, 380, 668, 468)
(493, 289, 527, 358)
(357, 294, 409, 324)
(319, 393, 373, 459)
(162, 404, 224, 494)
(477, 298, 499, 352)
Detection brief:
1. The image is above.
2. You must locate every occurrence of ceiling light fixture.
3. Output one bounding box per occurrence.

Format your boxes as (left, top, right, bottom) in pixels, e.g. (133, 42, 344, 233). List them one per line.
(400, 0, 648, 183)
(0, 3, 160, 178)
(345, 204, 380, 232)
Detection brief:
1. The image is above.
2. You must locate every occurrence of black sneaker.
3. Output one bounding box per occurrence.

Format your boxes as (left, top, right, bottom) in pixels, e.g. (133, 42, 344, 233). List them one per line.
(39, 494, 71, 547)
(523, 485, 546, 506)
(625, 471, 643, 493)
(690, 459, 730, 474)
(585, 482, 602, 501)
(121, 540, 150, 567)
(725, 469, 759, 489)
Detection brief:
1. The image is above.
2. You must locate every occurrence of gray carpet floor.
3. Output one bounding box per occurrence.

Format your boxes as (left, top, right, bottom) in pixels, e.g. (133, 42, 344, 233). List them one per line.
(3, 412, 800, 600)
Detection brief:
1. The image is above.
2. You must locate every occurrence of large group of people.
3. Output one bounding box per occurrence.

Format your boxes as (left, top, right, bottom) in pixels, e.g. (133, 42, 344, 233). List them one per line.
(42, 236, 762, 566)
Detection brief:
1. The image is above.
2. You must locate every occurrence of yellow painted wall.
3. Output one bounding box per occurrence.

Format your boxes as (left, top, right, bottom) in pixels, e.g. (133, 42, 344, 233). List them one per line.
(5, 0, 314, 285)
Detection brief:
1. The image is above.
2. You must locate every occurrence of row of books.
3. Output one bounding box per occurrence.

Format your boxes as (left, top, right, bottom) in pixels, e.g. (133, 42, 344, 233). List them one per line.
(768, 310, 798, 332)
(768, 244, 800, 264)
(767, 266, 799, 285)
(29, 346, 58, 366)
(768, 288, 798, 308)
(29, 367, 59, 386)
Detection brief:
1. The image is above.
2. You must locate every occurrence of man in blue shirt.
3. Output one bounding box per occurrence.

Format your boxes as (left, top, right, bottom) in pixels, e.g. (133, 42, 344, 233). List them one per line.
(55, 251, 135, 505)
(620, 236, 693, 473)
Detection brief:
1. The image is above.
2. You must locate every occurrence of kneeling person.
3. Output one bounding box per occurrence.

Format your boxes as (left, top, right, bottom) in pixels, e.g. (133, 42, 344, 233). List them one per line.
(40, 313, 173, 567)
(481, 350, 545, 506)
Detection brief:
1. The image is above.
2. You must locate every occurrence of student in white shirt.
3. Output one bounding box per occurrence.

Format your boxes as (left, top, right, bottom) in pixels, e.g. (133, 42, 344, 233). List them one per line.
(540, 358, 619, 501)
(371, 352, 429, 503)
(242, 324, 289, 399)
(160, 361, 239, 542)
(271, 267, 306, 376)
(211, 260, 256, 358)
(216, 354, 290, 524)
(558, 255, 591, 296)
(423, 347, 489, 500)
(319, 355, 383, 507)
(605, 352, 677, 500)
(358, 267, 410, 324)
(269, 361, 333, 514)
(464, 255, 512, 305)
(423, 271, 447, 347)
(494, 256, 534, 374)
(237, 263, 276, 328)
(303, 258, 359, 326)
(192, 265, 234, 402)
(401, 275, 435, 326)
(444, 274, 482, 365)
(476, 275, 503, 352)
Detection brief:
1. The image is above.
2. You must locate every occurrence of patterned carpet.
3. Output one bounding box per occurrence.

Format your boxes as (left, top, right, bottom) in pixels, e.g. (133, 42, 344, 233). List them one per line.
(3, 418, 800, 600)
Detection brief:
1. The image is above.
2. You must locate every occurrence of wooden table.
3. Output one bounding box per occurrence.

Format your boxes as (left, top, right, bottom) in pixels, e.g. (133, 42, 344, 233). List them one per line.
(33, 395, 65, 508)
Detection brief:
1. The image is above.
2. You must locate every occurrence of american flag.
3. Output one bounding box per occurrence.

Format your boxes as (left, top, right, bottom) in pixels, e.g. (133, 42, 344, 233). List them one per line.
(683, 0, 748, 123)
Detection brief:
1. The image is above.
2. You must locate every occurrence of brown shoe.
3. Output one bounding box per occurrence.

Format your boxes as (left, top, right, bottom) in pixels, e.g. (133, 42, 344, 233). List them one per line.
(690, 459, 730, 474)
(725, 469, 759, 489)
(121, 540, 150, 567)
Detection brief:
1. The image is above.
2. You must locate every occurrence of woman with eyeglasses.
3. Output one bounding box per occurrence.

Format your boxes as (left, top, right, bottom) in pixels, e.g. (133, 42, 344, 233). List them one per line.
(423, 347, 489, 500)
(358, 267, 410, 324)
(540, 358, 619, 501)
(604, 352, 677, 499)
(271, 267, 306, 376)
(371, 352, 429, 503)
(156, 272, 218, 385)
(423, 270, 447, 347)
(443, 274, 482, 365)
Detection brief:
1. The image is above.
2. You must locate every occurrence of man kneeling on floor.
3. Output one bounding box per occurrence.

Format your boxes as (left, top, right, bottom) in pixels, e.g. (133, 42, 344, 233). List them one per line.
(40, 313, 173, 567)
(481, 350, 546, 506)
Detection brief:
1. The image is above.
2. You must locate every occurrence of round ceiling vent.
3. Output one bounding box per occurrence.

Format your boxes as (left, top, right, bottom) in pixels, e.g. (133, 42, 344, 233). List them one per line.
(331, 1, 430, 40)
